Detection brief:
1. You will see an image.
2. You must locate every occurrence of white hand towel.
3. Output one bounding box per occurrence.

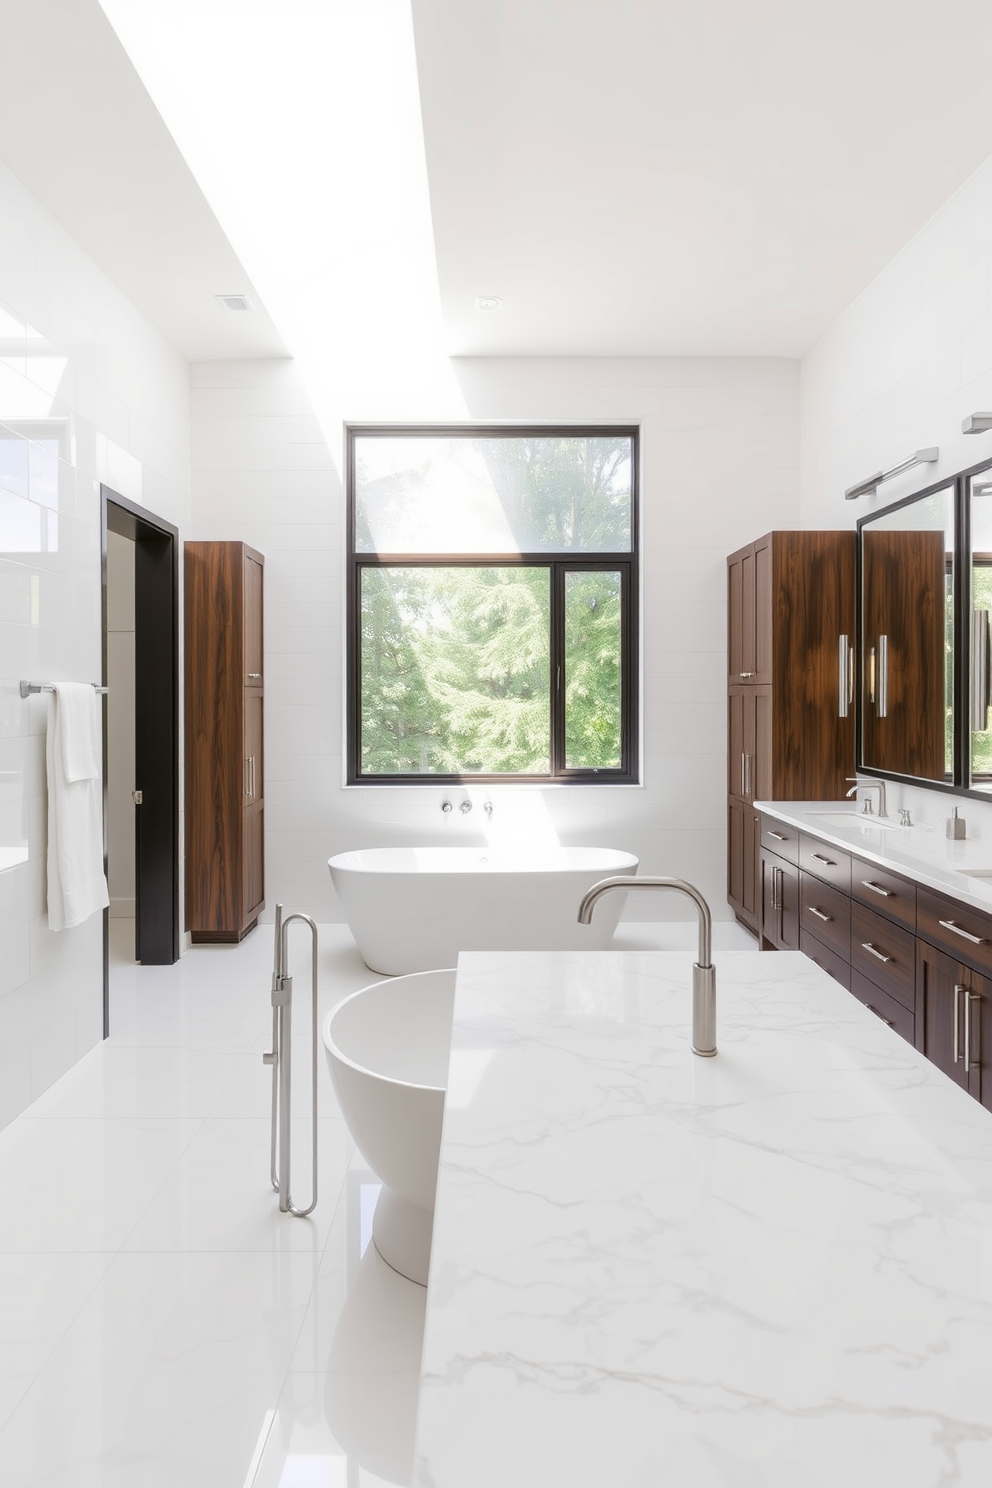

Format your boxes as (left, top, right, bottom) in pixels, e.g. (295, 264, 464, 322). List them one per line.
(46, 684, 109, 931)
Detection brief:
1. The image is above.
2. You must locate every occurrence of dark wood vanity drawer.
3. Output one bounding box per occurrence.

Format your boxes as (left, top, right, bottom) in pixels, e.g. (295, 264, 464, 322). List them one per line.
(851, 858, 916, 933)
(800, 929, 851, 991)
(851, 970, 915, 1045)
(917, 888, 992, 980)
(849, 902, 915, 1010)
(799, 873, 851, 961)
(799, 834, 851, 894)
(760, 817, 799, 866)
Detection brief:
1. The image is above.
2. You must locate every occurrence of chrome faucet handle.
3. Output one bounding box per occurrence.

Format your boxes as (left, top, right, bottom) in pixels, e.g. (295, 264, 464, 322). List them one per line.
(483, 801, 493, 821)
(899, 808, 912, 826)
(862, 799, 874, 816)
(441, 799, 453, 814)
(460, 800, 472, 814)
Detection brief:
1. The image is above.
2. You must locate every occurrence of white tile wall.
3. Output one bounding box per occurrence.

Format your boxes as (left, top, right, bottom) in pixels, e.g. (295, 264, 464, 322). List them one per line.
(800, 149, 992, 836)
(0, 157, 190, 1127)
(191, 355, 801, 927)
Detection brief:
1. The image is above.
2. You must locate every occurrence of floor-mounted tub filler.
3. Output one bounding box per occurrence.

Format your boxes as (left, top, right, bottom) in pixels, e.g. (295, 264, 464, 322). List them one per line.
(323, 969, 456, 1285)
(264, 904, 319, 1217)
(328, 845, 639, 974)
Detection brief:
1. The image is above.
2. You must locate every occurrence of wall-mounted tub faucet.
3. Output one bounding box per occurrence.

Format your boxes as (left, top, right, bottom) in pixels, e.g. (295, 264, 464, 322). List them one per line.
(484, 801, 493, 821)
(460, 800, 472, 814)
(577, 877, 717, 1057)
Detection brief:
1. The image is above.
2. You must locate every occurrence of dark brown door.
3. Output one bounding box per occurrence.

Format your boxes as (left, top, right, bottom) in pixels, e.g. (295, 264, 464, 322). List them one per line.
(862, 529, 946, 780)
(917, 940, 981, 1098)
(761, 851, 799, 950)
(243, 550, 264, 686)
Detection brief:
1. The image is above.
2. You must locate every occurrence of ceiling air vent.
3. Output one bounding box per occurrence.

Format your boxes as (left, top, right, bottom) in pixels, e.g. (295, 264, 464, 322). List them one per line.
(215, 294, 252, 312)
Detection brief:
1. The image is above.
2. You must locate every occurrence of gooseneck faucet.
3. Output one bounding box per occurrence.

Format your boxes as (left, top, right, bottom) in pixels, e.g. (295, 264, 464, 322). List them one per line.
(577, 877, 717, 1057)
(846, 777, 887, 818)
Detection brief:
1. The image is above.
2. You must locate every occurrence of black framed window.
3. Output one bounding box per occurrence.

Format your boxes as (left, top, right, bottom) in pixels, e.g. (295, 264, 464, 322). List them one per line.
(347, 426, 639, 784)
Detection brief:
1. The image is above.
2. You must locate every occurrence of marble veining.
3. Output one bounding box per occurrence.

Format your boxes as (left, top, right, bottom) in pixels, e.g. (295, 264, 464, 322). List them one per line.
(414, 951, 992, 1487)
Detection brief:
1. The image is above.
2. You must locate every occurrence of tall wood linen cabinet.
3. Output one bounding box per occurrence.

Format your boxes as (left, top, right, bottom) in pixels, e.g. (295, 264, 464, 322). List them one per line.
(185, 542, 265, 942)
(727, 531, 856, 933)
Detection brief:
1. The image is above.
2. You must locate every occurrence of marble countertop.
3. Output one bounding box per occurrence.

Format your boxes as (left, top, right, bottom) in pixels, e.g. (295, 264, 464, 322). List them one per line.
(756, 798, 992, 916)
(414, 950, 992, 1487)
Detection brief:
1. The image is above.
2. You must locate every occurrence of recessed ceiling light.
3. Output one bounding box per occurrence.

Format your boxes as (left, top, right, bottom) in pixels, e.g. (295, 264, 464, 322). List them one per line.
(215, 293, 252, 312)
(474, 296, 503, 313)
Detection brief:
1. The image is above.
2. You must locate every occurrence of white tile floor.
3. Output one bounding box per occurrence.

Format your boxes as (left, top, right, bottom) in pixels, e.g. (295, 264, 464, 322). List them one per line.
(0, 916, 756, 1488)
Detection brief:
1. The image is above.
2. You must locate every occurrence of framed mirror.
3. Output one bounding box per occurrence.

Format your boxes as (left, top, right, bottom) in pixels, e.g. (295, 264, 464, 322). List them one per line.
(859, 482, 955, 785)
(969, 467, 992, 791)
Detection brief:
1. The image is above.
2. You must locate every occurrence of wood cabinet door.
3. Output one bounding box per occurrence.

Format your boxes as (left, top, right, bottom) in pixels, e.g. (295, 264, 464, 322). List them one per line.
(728, 799, 744, 911)
(243, 808, 264, 923)
(742, 808, 760, 925)
(753, 535, 773, 684)
(728, 687, 745, 799)
(916, 940, 980, 1097)
(753, 686, 772, 802)
(244, 692, 263, 807)
(243, 549, 264, 686)
(728, 546, 747, 683)
(761, 851, 799, 951)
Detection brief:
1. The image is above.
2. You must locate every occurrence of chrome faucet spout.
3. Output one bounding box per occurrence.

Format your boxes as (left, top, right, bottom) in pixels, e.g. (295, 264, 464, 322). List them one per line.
(577, 876, 716, 1057)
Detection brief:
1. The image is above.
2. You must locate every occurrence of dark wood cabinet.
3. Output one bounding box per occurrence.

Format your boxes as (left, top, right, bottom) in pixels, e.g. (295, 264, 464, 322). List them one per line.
(185, 541, 265, 943)
(729, 800, 760, 927)
(916, 941, 982, 1099)
(760, 848, 799, 951)
(727, 532, 856, 930)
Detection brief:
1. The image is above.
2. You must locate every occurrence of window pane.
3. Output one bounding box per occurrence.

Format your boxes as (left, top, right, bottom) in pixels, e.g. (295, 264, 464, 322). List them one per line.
(355, 433, 632, 554)
(360, 567, 551, 774)
(564, 570, 622, 769)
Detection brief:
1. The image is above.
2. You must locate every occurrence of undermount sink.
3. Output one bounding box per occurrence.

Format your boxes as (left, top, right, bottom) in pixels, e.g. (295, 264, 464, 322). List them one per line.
(806, 812, 902, 831)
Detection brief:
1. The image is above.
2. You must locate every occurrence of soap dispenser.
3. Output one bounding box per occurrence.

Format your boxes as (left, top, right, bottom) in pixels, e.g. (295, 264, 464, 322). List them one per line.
(947, 807, 966, 840)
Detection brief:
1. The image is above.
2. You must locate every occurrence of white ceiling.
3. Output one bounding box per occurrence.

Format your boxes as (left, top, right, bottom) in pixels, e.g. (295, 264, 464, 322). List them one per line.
(0, 0, 286, 362)
(4, 1, 992, 365)
(412, 0, 992, 356)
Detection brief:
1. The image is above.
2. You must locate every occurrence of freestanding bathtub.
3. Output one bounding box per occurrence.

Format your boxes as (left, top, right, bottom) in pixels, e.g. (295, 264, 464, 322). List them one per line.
(328, 846, 638, 974)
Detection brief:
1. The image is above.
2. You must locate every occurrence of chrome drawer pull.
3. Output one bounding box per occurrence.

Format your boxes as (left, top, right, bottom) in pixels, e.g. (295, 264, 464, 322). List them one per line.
(861, 880, 892, 898)
(867, 1005, 895, 1029)
(938, 919, 987, 946)
(808, 907, 832, 923)
(811, 853, 836, 866)
(768, 831, 787, 841)
(954, 983, 965, 1064)
(861, 942, 893, 964)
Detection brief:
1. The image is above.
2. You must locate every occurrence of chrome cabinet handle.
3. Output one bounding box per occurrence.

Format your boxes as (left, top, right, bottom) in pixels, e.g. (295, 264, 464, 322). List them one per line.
(838, 634, 850, 719)
(877, 633, 888, 718)
(745, 753, 753, 797)
(861, 880, 892, 897)
(811, 853, 836, 867)
(246, 757, 251, 802)
(965, 990, 980, 1074)
(938, 919, 987, 946)
(867, 1004, 895, 1029)
(861, 942, 893, 964)
(768, 830, 787, 842)
(247, 672, 262, 680)
(741, 753, 746, 795)
(739, 671, 754, 679)
(808, 906, 832, 923)
(954, 983, 965, 1065)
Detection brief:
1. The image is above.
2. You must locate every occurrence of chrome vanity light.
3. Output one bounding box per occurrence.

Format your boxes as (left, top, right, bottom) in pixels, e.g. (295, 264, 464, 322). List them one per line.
(963, 414, 992, 434)
(844, 447, 938, 501)
(577, 877, 716, 1057)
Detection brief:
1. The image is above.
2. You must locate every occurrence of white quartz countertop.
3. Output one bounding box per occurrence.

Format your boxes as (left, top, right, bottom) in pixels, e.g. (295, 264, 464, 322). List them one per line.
(756, 798, 992, 916)
(414, 950, 992, 1487)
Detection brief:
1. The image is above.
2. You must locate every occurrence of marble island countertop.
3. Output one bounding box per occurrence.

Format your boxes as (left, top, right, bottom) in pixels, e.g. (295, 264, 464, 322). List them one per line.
(756, 798, 992, 916)
(414, 950, 992, 1488)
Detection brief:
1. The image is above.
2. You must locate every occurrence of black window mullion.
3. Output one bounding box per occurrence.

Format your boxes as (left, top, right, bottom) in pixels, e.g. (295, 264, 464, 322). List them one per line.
(550, 563, 565, 778)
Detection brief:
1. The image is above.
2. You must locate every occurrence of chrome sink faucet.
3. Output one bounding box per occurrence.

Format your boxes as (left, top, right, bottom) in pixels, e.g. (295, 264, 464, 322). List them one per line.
(577, 877, 716, 1057)
(846, 777, 887, 818)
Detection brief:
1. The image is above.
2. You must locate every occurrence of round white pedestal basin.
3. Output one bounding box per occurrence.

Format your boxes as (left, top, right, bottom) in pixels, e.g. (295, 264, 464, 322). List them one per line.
(322, 969, 456, 1286)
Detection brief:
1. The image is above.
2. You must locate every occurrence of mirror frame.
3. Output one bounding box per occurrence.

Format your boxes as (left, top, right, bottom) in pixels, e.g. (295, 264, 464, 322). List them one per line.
(854, 455, 992, 797)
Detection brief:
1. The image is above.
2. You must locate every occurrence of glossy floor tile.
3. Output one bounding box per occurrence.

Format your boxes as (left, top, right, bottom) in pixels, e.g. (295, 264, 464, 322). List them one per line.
(0, 917, 716, 1486)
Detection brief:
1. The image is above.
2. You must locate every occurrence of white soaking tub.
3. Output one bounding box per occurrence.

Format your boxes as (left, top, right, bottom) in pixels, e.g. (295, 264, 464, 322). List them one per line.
(328, 846, 639, 974)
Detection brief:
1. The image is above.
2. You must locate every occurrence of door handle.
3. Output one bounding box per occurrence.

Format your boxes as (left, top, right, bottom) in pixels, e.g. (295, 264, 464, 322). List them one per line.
(877, 634, 888, 718)
(965, 990, 980, 1074)
(838, 634, 851, 719)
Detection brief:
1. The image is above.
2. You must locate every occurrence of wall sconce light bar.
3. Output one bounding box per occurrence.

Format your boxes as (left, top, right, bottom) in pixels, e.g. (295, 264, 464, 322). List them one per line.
(963, 413, 992, 434)
(844, 447, 938, 501)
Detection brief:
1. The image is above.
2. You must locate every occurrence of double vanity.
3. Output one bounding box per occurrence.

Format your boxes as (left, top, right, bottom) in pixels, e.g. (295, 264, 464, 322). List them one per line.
(758, 798, 992, 1111)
